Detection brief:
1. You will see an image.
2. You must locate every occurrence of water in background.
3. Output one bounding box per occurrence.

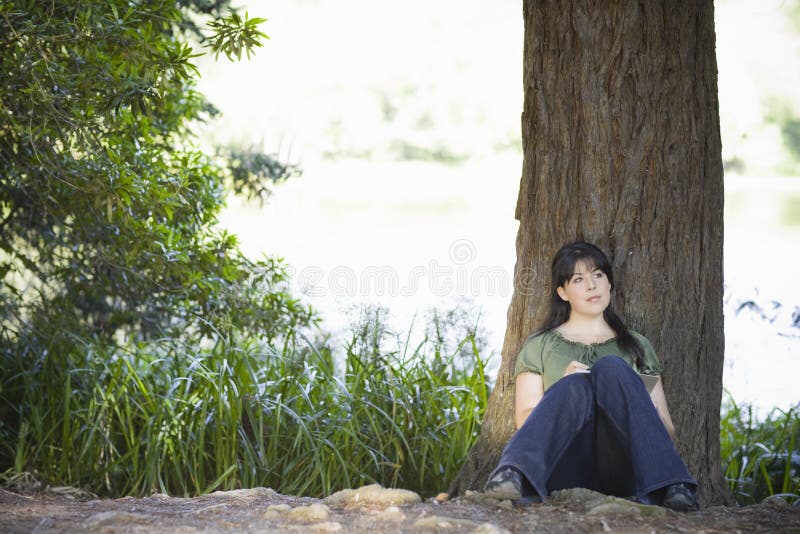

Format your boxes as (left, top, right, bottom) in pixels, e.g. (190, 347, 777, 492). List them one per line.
(204, 0, 800, 415)
(723, 177, 800, 413)
(220, 164, 800, 415)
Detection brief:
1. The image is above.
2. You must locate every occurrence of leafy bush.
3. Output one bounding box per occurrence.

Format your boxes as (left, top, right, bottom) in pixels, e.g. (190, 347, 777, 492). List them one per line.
(720, 392, 800, 505)
(0, 1, 303, 355)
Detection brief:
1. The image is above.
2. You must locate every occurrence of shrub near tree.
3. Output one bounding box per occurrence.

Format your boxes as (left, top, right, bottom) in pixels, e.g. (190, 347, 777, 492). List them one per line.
(0, 1, 313, 346)
(0, 1, 314, 472)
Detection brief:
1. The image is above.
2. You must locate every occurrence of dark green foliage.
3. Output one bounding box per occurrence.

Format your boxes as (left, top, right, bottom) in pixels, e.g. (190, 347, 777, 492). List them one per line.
(720, 392, 800, 505)
(206, 10, 268, 61)
(0, 0, 313, 352)
(0, 0, 316, 478)
(221, 145, 301, 205)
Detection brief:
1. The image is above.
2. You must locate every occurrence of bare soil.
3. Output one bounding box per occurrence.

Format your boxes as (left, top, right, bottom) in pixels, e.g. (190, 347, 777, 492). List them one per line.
(1, 485, 799, 533)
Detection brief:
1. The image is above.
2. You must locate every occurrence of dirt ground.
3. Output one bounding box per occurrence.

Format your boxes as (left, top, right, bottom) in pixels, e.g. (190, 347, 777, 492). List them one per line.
(1, 484, 799, 533)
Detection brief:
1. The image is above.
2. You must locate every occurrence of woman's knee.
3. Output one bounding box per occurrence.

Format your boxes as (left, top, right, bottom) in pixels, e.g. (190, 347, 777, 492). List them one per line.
(592, 355, 634, 377)
(553, 374, 593, 403)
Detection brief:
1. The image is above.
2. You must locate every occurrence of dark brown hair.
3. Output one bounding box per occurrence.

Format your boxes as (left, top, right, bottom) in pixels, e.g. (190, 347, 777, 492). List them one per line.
(534, 241, 644, 368)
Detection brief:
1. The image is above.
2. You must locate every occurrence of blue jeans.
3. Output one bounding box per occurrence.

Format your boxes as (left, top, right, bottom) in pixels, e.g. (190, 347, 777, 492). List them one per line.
(490, 355, 697, 502)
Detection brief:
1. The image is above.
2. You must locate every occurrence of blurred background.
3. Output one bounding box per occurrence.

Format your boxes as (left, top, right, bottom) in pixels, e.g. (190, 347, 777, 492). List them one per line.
(196, 0, 800, 413)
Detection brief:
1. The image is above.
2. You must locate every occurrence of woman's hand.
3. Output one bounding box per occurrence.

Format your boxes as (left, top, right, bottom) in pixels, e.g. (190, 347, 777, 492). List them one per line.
(563, 360, 590, 376)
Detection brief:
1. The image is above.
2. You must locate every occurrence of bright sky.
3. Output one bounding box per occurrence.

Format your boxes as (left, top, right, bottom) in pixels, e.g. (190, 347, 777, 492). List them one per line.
(198, 0, 800, 412)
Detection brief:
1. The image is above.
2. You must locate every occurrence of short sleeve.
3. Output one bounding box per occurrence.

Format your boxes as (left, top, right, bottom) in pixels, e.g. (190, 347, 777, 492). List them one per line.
(514, 334, 545, 376)
(632, 331, 663, 375)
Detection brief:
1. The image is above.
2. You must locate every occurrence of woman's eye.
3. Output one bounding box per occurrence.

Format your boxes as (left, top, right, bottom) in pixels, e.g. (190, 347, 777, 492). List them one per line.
(594, 272, 603, 278)
(573, 277, 582, 283)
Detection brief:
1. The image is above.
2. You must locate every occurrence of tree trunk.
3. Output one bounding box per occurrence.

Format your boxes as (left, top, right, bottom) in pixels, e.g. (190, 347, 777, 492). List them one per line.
(449, 0, 732, 506)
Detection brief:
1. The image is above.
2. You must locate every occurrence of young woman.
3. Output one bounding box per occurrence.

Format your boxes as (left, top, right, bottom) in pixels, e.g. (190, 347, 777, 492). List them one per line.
(484, 241, 698, 511)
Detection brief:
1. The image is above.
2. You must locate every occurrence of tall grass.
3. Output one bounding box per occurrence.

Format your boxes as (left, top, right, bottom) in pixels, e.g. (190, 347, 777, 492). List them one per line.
(720, 391, 800, 505)
(14, 303, 798, 506)
(0, 307, 489, 498)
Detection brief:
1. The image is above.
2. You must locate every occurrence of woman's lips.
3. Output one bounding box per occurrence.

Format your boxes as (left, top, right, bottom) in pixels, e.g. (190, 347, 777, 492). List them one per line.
(587, 296, 601, 302)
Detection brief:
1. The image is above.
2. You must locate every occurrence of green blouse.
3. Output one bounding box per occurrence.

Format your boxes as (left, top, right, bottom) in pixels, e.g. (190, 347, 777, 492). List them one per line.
(514, 329, 663, 392)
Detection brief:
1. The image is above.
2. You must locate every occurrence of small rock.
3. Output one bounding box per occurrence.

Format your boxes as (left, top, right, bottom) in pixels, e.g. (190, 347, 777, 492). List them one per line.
(462, 491, 507, 508)
(587, 500, 667, 518)
(287, 503, 330, 521)
(550, 488, 667, 518)
(375, 506, 405, 521)
(549, 487, 607, 508)
(311, 521, 342, 532)
(262, 503, 292, 519)
(587, 502, 640, 517)
(472, 522, 511, 534)
(324, 484, 421, 507)
(762, 495, 791, 509)
(496, 499, 514, 510)
(434, 492, 449, 502)
(289, 521, 342, 532)
(413, 514, 479, 530)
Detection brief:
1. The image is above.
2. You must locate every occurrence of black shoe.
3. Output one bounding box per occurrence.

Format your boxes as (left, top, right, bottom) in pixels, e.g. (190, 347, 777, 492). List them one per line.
(662, 483, 698, 512)
(484, 467, 541, 505)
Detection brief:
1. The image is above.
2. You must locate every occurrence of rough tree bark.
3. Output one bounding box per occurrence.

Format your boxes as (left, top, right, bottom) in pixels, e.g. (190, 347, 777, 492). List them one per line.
(449, 1, 731, 505)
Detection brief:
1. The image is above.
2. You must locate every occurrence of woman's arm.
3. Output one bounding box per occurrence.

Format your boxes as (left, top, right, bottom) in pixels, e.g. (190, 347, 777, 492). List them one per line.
(515, 372, 545, 429)
(649, 377, 676, 439)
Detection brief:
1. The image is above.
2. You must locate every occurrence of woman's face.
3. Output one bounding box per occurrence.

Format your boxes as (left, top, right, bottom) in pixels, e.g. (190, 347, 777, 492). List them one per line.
(556, 259, 612, 318)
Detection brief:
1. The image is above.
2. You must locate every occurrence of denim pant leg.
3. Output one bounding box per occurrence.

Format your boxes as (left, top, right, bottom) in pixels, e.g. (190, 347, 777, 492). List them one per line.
(590, 355, 697, 500)
(490, 373, 595, 501)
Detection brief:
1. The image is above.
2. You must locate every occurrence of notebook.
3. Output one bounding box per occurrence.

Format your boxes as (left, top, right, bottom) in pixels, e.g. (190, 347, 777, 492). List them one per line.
(639, 374, 660, 393)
